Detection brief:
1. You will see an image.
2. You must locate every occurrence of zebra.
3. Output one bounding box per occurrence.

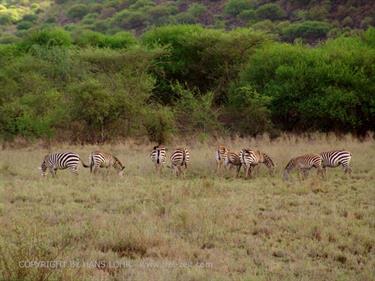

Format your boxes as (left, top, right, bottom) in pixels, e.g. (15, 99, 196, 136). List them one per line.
(256, 151, 275, 175)
(283, 153, 323, 181)
(223, 151, 242, 176)
(150, 145, 167, 173)
(89, 151, 125, 176)
(169, 147, 190, 177)
(39, 152, 89, 177)
(239, 149, 274, 178)
(215, 145, 228, 172)
(320, 150, 352, 176)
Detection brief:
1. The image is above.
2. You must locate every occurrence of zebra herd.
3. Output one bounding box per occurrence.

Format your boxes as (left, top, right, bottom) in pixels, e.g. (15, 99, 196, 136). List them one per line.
(39, 146, 352, 180)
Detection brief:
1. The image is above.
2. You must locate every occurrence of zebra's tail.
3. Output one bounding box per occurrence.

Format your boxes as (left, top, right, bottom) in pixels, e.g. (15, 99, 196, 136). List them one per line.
(89, 153, 94, 172)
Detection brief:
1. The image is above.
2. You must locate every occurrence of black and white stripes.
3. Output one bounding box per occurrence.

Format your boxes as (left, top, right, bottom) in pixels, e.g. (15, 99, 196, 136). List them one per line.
(150, 145, 167, 172)
(170, 147, 190, 176)
(89, 151, 125, 176)
(320, 150, 352, 175)
(283, 154, 323, 181)
(40, 152, 89, 176)
(239, 149, 275, 178)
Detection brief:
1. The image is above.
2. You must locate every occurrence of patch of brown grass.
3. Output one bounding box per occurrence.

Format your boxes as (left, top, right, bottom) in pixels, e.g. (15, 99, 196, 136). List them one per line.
(0, 134, 374, 280)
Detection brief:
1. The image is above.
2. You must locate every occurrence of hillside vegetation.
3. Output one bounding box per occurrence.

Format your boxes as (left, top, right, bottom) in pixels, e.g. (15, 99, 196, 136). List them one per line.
(0, 26, 374, 143)
(0, 0, 374, 43)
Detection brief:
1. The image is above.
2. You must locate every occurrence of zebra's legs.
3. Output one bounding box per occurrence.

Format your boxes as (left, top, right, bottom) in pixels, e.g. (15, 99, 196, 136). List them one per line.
(316, 167, 324, 178)
(70, 167, 79, 175)
(49, 168, 57, 177)
(343, 164, 352, 175)
(236, 165, 241, 177)
(216, 161, 222, 173)
(302, 168, 309, 180)
(244, 165, 251, 179)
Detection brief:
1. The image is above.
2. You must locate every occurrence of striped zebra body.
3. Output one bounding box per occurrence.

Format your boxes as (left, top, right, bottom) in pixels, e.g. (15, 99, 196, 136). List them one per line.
(170, 147, 190, 176)
(224, 151, 242, 176)
(283, 154, 323, 181)
(320, 150, 352, 175)
(216, 145, 228, 171)
(150, 145, 167, 173)
(40, 152, 88, 176)
(90, 151, 125, 176)
(239, 149, 262, 178)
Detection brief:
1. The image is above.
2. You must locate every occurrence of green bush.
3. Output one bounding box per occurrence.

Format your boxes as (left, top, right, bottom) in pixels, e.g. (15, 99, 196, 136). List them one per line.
(142, 25, 267, 104)
(144, 106, 175, 143)
(225, 86, 272, 135)
(239, 9, 256, 21)
(173, 84, 221, 134)
(113, 9, 148, 29)
(0, 14, 12, 25)
(187, 3, 207, 18)
(224, 0, 254, 17)
(306, 6, 329, 21)
(238, 32, 375, 132)
(20, 28, 72, 50)
(16, 20, 33, 30)
(255, 3, 286, 20)
(67, 4, 89, 20)
(282, 20, 331, 42)
(22, 14, 38, 22)
(74, 30, 137, 49)
(148, 3, 178, 25)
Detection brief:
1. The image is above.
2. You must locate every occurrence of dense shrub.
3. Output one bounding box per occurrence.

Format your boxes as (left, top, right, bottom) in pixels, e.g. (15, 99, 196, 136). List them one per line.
(16, 20, 32, 30)
(238, 30, 375, 133)
(20, 28, 72, 50)
(74, 30, 137, 49)
(239, 9, 256, 21)
(113, 9, 148, 29)
(224, 0, 254, 17)
(142, 25, 267, 104)
(0, 14, 12, 25)
(0, 26, 374, 141)
(22, 14, 38, 22)
(144, 106, 175, 143)
(187, 3, 207, 18)
(172, 84, 221, 134)
(255, 3, 285, 21)
(282, 20, 331, 42)
(225, 86, 272, 135)
(67, 4, 89, 20)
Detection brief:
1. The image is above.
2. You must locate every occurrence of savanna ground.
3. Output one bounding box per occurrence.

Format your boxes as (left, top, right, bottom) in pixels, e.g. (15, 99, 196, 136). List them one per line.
(0, 134, 374, 281)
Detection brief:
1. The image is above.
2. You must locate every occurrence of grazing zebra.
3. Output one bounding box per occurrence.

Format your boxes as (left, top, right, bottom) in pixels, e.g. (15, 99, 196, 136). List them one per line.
(320, 150, 352, 176)
(257, 151, 275, 175)
(89, 151, 125, 176)
(39, 152, 89, 177)
(150, 145, 167, 173)
(223, 151, 242, 176)
(239, 149, 274, 178)
(169, 147, 190, 176)
(283, 154, 323, 181)
(216, 145, 228, 172)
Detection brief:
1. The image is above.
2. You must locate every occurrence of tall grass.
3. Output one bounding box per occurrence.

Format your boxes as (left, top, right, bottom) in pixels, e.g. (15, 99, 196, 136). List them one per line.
(0, 134, 374, 281)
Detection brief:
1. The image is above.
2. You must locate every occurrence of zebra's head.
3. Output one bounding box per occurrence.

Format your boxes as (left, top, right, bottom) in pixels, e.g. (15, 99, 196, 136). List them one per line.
(118, 166, 125, 177)
(40, 158, 48, 176)
(113, 156, 125, 176)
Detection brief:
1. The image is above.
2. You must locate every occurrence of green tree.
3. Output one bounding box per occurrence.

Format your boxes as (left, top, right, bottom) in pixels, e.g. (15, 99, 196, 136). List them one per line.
(255, 3, 286, 20)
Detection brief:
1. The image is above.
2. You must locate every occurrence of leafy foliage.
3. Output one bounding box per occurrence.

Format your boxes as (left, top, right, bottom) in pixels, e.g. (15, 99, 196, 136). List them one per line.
(0, 25, 374, 142)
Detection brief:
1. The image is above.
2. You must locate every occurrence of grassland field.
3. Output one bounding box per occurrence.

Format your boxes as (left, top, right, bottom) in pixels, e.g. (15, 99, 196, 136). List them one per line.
(0, 134, 374, 281)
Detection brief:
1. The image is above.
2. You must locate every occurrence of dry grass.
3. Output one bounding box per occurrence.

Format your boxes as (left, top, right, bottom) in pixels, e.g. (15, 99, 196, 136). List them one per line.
(0, 134, 374, 281)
